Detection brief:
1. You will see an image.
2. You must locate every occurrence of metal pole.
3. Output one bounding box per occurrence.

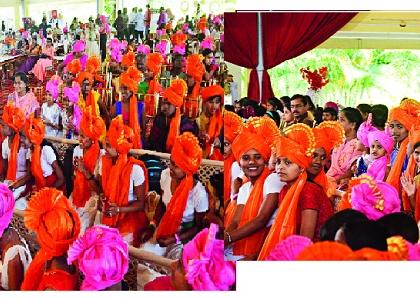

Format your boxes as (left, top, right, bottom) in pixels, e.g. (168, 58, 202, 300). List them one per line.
(256, 12, 264, 103)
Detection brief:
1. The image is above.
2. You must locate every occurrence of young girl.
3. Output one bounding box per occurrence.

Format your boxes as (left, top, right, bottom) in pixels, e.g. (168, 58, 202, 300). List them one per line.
(41, 77, 61, 137)
(364, 130, 394, 181)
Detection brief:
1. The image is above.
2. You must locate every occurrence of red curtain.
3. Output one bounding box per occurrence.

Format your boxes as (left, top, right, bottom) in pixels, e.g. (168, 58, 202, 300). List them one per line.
(260, 12, 357, 103)
(224, 13, 260, 101)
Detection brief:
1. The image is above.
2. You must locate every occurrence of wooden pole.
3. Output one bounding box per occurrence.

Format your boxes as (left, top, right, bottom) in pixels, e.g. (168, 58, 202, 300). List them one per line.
(128, 245, 175, 268)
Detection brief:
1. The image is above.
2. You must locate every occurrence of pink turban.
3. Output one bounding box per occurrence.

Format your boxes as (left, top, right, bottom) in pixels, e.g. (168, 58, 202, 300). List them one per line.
(63, 82, 81, 103)
(136, 44, 150, 55)
(350, 174, 401, 220)
(408, 242, 420, 260)
(367, 130, 394, 154)
(357, 113, 378, 148)
(0, 183, 15, 237)
(182, 224, 236, 291)
(67, 225, 129, 290)
(324, 101, 339, 113)
(173, 44, 186, 55)
(45, 76, 60, 100)
(265, 235, 313, 261)
(73, 40, 85, 52)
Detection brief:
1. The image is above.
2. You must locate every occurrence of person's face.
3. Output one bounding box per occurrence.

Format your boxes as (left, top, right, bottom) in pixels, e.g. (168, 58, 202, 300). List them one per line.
(266, 103, 274, 112)
(169, 158, 186, 180)
(14, 76, 27, 94)
(205, 97, 221, 115)
(414, 145, 420, 169)
(19, 133, 32, 149)
(306, 148, 327, 177)
(338, 112, 355, 134)
(276, 156, 302, 183)
(81, 79, 91, 95)
(290, 98, 306, 118)
(120, 85, 132, 102)
(63, 72, 74, 85)
(173, 56, 183, 69)
(204, 53, 213, 66)
(103, 137, 118, 158)
(161, 99, 176, 117)
(45, 91, 54, 105)
(78, 131, 93, 149)
(282, 107, 294, 123)
(370, 140, 387, 160)
(223, 139, 232, 159)
(389, 120, 408, 143)
(186, 75, 195, 88)
(322, 112, 334, 121)
(234, 103, 241, 113)
(47, 39, 52, 46)
(239, 149, 265, 181)
(144, 68, 154, 81)
(1, 122, 13, 137)
(136, 55, 146, 68)
(74, 51, 83, 58)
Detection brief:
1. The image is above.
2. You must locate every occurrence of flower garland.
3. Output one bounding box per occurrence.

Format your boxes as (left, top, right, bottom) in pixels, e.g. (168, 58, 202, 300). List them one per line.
(300, 66, 329, 91)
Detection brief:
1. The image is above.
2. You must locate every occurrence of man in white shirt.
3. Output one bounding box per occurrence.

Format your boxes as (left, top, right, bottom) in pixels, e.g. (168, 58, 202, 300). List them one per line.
(134, 8, 145, 42)
(128, 7, 137, 42)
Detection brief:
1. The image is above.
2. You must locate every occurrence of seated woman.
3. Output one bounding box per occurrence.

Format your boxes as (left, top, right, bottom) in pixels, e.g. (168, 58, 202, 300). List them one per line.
(58, 40, 88, 73)
(41, 77, 61, 137)
(31, 37, 55, 82)
(224, 117, 279, 261)
(0, 183, 32, 290)
(7, 72, 40, 117)
(146, 79, 199, 153)
(142, 132, 208, 253)
(258, 124, 333, 260)
(67, 225, 129, 290)
(0, 105, 28, 191)
(96, 116, 149, 247)
(21, 188, 80, 290)
(16, 43, 42, 74)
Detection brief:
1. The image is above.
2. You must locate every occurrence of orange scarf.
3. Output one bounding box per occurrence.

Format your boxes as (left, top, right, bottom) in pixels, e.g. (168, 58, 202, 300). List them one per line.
(85, 91, 99, 117)
(25, 116, 47, 188)
(166, 108, 181, 152)
(72, 142, 100, 208)
(386, 138, 410, 210)
(258, 172, 308, 260)
(37, 269, 79, 291)
(233, 167, 271, 257)
(5, 134, 20, 181)
(402, 155, 420, 221)
(129, 94, 141, 149)
(224, 154, 236, 208)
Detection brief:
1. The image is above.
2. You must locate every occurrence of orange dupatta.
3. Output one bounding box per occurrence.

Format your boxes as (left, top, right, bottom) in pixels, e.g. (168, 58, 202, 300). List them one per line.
(402, 155, 420, 221)
(224, 154, 237, 229)
(257, 172, 308, 260)
(25, 116, 47, 188)
(233, 167, 271, 256)
(129, 94, 142, 149)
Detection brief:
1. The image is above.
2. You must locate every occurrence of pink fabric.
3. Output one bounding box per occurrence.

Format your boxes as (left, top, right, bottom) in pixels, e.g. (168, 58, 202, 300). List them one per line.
(200, 37, 214, 50)
(156, 29, 165, 37)
(265, 235, 313, 261)
(326, 138, 362, 180)
(32, 46, 54, 81)
(156, 40, 168, 55)
(63, 82, 81, 130)
(212, 16, 222, 25)
(351, 178, 401, 220)
(357, 114, 378, 148)
(45, 76, 60, 99)
(109, 39, 127, 63)
(0, 183, 15, 237)
(367, 130, 394, 155)
(324, 101, 339, 113)
(67, 225, 129, 291)
(182, 224, 235, 291)
(365, 130, 394, 181)
(136, 44, 150, 55)
(407, 242, 420, 260)
(173, 45, 185, 55)
(73, 40, 85, 52)
(9, 91, 40, 117)
(63, 53, 88, 70)
(366, 156, 388, 181)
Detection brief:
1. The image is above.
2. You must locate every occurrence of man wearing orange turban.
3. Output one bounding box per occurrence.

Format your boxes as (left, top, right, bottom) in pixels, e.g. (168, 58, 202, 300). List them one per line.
(387, 98, 420, 211)
(1, 104, 27, 184)
(258, 123, 333, 260)
(225, 117, 279, 260)
(21, 188, 81, 290)
(76, 70, 101, 117)
(146, 78, 199, 153)
(198, 84, 224, 159)
(184, 54, 205, 116)
(71, 106, 106, 209)
(144, 53, 163, 119)
(99, 116, 149, 247)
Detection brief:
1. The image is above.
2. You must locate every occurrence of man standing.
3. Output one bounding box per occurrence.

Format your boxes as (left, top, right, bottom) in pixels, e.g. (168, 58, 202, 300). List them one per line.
(128, 7, 137, 42)
(113, 10, 124, 40)
(122, 7, 129, 40)
(144, 4, 152, 38)
(290, 94, 315, 127)
(134, 8, 145, 42)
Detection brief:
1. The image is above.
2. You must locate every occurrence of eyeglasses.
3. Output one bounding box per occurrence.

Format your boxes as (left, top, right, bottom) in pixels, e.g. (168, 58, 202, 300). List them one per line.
(290, 104, 304, 109)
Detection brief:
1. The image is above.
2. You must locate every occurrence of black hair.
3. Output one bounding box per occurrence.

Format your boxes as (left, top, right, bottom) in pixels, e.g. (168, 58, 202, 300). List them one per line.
(14, 72, 30, 92)
(41, 140, 65, 171)
(224, 104, 235, 112)
(370, 104, 388, 129)
(267, 97, 283, 112)
(323, 107, 338, 118)
(414, 141, 420, 150)
(357, 103, 372, 115)
(304, 95, 315, 111)
(341, 107, 363, 132)
(290, 94, 307, 106)
(377, 212, 419, 244)
(202, 48, 212, 57)
(282, 97, 292, 112)
(46, 37, 52, 43)
(265, 110, 281, 127)
(313, 106, 323, 125)
(320, 209, 368, 241)
(343, 219, 389, 251)
(280, 95, 290, 103)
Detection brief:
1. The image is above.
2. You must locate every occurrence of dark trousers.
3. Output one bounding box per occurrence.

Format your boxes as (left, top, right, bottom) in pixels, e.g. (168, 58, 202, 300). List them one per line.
(134, 30, 144, 42)
(128, 24, 135, 41)
(99, 33, 107, 62)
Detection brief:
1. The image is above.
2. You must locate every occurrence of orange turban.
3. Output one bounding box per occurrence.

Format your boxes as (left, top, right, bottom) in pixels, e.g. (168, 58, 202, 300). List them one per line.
(201, 85, 224, 103)
(296, 241, 353, 260)
(85, 56, 101, 73)
(232, 116, 279, 163)
(312, 121, 345, 157)
(67, 58, 82, 75)
(163, 79, 188, 151)
(80, 106, 106, 142)
(121, 51, 135, 67)
(24, 115, 46, 188)
(119, 66, 142, 149)
(348, 248, 400, 260)
(76, 71, 94, 85)
(389, 98, 420, 131)
(21, 188, 80, 290)
(145, 52, 164, 76)
(156, 132, 202, 239)
(171, 31, 187, 46)
(276, 123, 316, 169)
(197, 16, 207, 32)
(186, 54, 205, 83)
(2, 104, 25, 181)
(387, 236, 409, 260)
(107, 116, 134, 155)
(224, 110, 243, 144)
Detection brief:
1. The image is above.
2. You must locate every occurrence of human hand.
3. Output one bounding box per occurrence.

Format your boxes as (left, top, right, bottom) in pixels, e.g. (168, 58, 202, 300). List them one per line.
(105, 202, 120, 217)
(401, 172, 416, 198)
(157, 236, 176, 247)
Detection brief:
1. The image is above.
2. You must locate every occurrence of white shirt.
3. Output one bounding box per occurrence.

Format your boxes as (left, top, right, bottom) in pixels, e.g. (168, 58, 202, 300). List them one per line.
(98, 151, 145, 203)
(135, 12, 145, 31)
(129, 12, 137, 24)
(230, 161, 244, 198)
(160, 168, 208, 223)
(237, 172, 284, 227)
(2, 137, 28, 179)
(26, 145, 56, 177)
(41, 102, 61, 137)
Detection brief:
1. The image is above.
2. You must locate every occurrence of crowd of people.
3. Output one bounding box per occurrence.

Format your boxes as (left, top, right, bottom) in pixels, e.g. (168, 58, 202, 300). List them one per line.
(0, 5, 234, 291)
(224, 94, 420, 261)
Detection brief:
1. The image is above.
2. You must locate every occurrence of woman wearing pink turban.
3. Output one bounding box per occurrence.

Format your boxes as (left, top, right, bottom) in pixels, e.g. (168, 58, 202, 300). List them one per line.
(144, 223, 236, 291)
(67, 225, 129, 290)
(59, 40, 88, 73)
